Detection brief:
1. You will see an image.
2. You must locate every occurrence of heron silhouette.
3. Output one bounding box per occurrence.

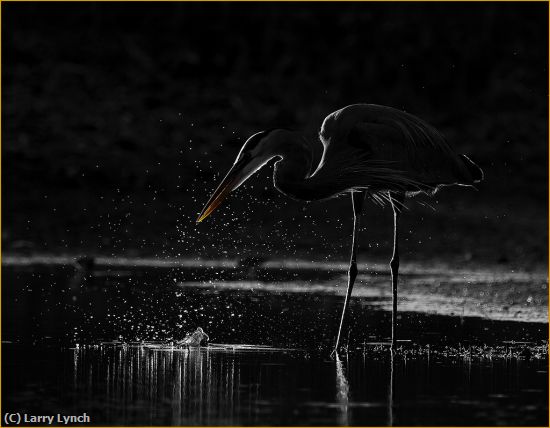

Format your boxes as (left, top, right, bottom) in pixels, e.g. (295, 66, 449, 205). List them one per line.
(197, 104, 483, 354)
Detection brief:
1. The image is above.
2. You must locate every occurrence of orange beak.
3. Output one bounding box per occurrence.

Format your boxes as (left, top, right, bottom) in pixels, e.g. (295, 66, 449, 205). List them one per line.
(196, 156, 249, 223)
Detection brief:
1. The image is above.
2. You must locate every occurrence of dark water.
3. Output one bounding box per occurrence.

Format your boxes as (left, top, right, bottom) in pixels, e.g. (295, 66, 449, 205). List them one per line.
(2, 264, 548, 425)
(4, 343, 548, 426)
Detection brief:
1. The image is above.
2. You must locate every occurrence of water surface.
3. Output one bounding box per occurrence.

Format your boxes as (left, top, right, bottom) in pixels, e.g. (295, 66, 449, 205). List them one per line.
(2, 262, 548, 425)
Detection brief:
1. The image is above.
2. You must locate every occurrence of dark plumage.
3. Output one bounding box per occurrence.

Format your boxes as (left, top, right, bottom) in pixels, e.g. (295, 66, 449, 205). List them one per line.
(313, 104, 482, 201)
(197, 104, 483, 354)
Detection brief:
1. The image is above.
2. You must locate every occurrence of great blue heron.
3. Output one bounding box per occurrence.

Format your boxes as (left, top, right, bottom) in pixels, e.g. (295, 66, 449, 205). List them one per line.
(197, 104, 483, 353)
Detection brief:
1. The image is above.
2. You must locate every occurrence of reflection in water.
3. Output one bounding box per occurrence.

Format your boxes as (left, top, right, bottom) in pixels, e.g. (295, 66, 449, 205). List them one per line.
(335, 353, 350, 425)
(72, 345, 402, 426)
(388, 351, 395, 427)
(3, 342, 547, 426)
(4, 262, 547, 426)
(73, 345, 243, 425)
(334, 350, 398, 427)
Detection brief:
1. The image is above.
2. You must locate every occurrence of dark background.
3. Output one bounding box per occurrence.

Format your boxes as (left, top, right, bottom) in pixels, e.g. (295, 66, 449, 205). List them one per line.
(3, 2, 548, 268)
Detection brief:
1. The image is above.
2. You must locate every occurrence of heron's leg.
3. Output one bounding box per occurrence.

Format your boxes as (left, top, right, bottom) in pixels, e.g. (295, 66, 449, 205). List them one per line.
(389, 192, 405, 350)
(333, 191, 366, 355)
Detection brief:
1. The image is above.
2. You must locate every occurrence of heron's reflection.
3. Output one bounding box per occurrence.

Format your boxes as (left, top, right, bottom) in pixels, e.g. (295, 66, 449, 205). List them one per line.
(73, 344, 404, 425)
(335, 348, 398, 427)
(388, 350, 396, 426)
(334, 352, 350, 425)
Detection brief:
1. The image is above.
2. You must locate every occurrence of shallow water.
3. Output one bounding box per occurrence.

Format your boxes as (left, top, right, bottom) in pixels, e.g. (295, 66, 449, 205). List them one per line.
(4, 343, 548, 426)
(2, 263, 548, 425)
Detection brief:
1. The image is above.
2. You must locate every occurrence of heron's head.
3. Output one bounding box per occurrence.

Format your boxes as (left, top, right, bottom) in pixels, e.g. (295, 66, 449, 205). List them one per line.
(196, 129, 285, 222)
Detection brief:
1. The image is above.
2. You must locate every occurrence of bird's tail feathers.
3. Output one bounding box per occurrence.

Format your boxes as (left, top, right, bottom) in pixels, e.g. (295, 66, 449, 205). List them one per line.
(460, 154, 484, 183)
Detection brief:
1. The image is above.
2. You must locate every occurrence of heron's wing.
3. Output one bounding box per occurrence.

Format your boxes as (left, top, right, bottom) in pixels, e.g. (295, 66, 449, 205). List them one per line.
(317, 104, 474, 191)
(320, 104, 452, 155)
(352, 121, 473, 186)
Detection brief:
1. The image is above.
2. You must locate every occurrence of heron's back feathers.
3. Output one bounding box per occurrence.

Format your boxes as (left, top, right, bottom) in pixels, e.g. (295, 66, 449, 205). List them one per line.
(315, 104, 483, 195)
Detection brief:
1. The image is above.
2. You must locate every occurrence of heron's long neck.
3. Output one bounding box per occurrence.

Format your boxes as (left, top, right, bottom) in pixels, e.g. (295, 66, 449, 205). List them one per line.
(273, 136, 336, 201)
